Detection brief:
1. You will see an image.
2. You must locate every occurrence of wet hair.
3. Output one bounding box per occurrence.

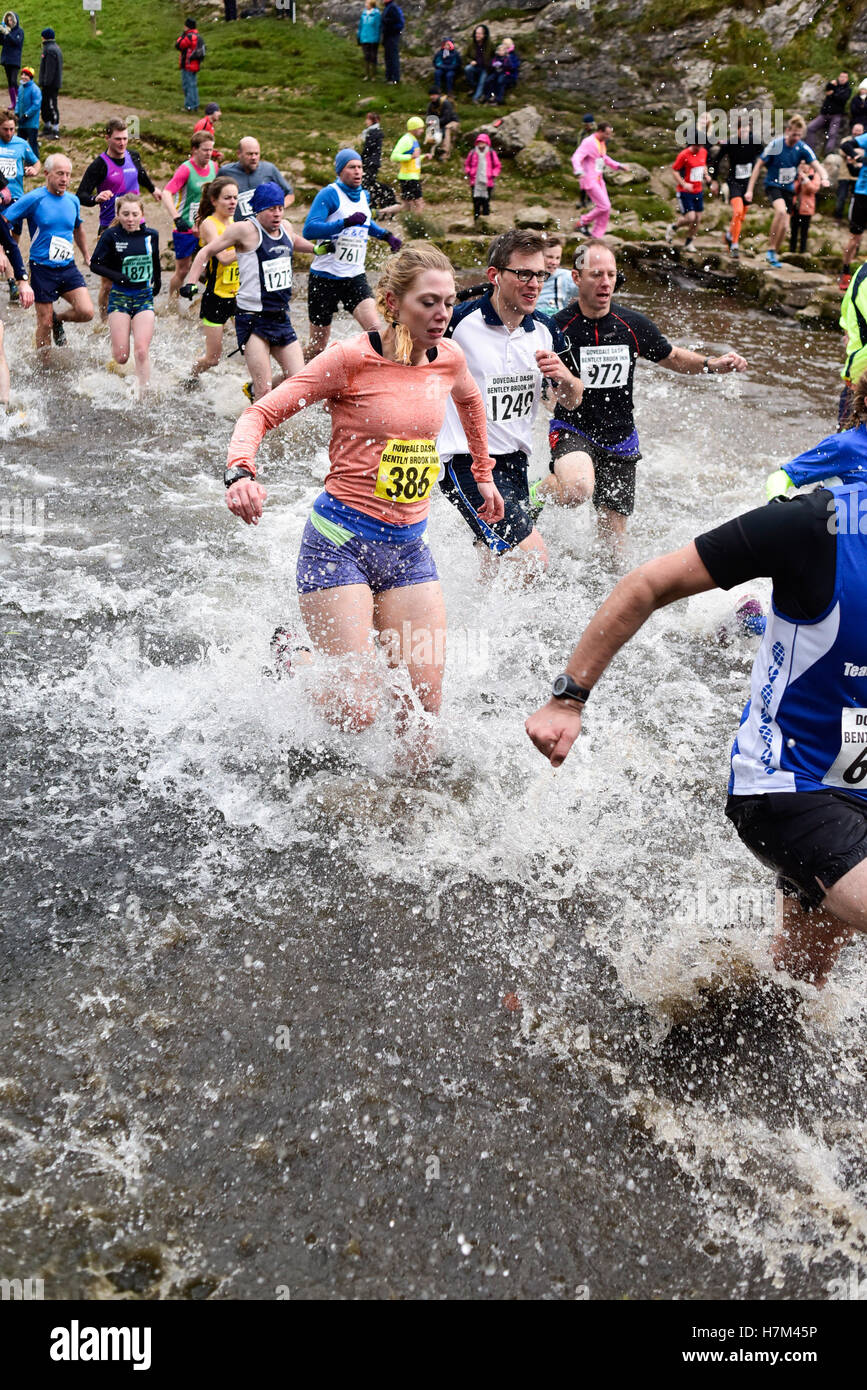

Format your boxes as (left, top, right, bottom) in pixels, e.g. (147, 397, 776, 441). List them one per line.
(196, 175, 238, 226)
(375, 245, 454, 365)
(843, 373, 867, 429)
(487, 229, 546, 269)
(105, 118, 127, 137)
(191, 129, 214, 153)
(597, 121, 613, 133)
(367, 111, 380, 123)
(573, 237, 616, 270)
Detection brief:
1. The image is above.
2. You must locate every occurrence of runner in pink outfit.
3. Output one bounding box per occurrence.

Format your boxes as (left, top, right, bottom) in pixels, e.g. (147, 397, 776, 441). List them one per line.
(572, 122, 623, 237)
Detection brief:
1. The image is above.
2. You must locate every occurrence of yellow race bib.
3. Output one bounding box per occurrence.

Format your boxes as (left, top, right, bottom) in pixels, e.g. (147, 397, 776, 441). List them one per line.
(374, 439, 440, 503)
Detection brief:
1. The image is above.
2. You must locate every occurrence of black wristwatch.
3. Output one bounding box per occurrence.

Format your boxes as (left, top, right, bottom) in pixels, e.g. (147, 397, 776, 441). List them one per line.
(224, 466, 255, 489)
(552, 673, 590, 705)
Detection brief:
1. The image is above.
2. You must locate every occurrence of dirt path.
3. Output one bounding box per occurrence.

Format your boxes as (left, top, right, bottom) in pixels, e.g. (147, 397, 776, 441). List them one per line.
(59, 96, 155, 132)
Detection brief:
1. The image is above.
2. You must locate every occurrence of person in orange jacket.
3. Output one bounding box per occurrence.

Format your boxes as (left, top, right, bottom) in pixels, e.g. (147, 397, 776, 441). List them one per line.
(789, 160, 822, 254)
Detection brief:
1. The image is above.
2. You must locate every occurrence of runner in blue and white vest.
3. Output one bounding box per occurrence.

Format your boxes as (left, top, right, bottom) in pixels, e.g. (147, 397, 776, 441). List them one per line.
(745, 114, 828, 268)
(5, 152, 93, 361)
(303, 147, 402, 358)
(527, 375, 867, 989)
(183, 180, 315, 400)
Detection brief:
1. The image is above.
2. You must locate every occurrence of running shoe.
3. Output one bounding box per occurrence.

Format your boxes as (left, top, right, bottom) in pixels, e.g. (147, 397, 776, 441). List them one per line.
(765, 250, 782, 268)
(7, 277, 18, 303)
(269, 625, 311, 680)
(734, 594, 766, 638)
(683, 237, 695, 250)
(839, 271, 853, 291)
(51, 312, 66, 346)
(241, 380, 254, 403)
(730, 244, 740, 259)
(724, 229, 733, 248)
(665, 222, 676, 243)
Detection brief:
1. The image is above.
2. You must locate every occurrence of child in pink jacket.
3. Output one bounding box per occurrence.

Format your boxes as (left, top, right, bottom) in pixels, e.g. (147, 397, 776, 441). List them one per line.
(465, 132, 501, 219)
(789, 161, 822, 254)
(572, 121, 623, 237)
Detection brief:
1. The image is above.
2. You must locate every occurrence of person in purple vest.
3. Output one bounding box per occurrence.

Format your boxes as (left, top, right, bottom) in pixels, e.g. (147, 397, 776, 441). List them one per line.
(76, 117, 161, 319)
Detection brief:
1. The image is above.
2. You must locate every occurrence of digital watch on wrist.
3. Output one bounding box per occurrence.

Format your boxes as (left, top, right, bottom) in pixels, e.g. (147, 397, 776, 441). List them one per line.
(552, 674, 590, 706)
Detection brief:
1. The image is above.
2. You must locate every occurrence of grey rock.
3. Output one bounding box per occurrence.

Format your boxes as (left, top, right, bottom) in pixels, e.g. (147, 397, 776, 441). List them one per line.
(491, 105, 543, 158)
(515, 140, 562, 176)
(514, 204, 556, 229)
(610, 161, 651, 186)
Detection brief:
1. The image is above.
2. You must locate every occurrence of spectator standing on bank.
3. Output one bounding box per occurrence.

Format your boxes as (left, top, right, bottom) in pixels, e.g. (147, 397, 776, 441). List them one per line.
(176, 17, 203, 114)
(837, 122, 864, 220)
(0, 11, 23, 109)
(382, 0, 403, 86)
(465, 132, 500, 219)
(851, 79, 867, 132)
(433, 38, 460, 95)
(806, 71, 851, 155)
(14, 65, 39, 158)
(224, 1, 237, 19)
(360, 110, 400, 214)
(789, 160, 822, 254)
(194, 102, 222, 162)
(464, 24, 493, 105)
(38, 27, 62, 138)
(358, 0, 381, 82)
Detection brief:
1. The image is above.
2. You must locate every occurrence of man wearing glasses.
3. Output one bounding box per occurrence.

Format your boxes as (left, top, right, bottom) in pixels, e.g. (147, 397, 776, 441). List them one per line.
(533, 238, 747, 549)
(437, 229, 582, 575)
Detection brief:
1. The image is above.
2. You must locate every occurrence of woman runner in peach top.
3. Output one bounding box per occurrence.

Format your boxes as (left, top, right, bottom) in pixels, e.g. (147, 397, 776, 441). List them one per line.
(225, 245, 503, 746)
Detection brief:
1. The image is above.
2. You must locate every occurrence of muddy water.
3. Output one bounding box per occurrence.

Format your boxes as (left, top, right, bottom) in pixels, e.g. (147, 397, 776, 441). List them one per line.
(1, 276, 865, 1301)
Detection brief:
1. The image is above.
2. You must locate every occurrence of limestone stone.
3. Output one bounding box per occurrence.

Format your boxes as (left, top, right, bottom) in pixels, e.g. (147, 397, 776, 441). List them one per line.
(515, 140, 561, 176)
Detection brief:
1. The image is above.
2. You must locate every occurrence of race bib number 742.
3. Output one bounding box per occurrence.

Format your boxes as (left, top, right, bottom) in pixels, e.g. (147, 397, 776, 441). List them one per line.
(579, 343, 630, 388)
(374, 439, 439, 503)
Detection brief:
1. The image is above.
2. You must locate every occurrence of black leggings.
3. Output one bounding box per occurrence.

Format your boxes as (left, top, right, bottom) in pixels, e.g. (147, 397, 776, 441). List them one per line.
(473, 193, 490, 218)
(789, 212, 811, 254)
(3, 63, 18, 90)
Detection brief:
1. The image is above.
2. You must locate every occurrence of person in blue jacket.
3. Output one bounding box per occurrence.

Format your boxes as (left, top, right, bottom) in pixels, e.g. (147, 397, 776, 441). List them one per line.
(381, 0, 403, 85)
(358, 0, 381, 83)
(14, 66, 39, 158)
(0, 11, 23, 109)
(432, 38, 460, 94)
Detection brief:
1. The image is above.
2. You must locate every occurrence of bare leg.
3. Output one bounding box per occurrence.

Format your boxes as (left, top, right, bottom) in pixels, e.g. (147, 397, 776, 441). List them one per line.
(305, 322, 331, 360)
(192, 322, 225, 376)
(169, 255, 192, 298)
(243, 333, 278, 399)
(375, 579, 446, 768)
(770, 199, 788, 252)
(269, 338, 304, 384)
(34, 301, 54, 364)
(536, 448, 595, 507)
(352, 296, 381, 331)
(131, 309, 155, 390)
(98, 276, 111, 321)
(505, 526, 549, 580)
(298, 582, 379, 731)
(55, 286, 95, 326)
(108, 310, 132, 365)
(771, 890, 859, 988)
(596, 507, 628, 558)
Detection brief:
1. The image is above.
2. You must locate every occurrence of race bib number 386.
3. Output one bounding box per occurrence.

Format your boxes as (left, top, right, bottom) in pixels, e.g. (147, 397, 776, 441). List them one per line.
(485, 372, 536, 423)
(374, 439, 439, 503)
(579, 343, 630, 388)
(823, 708, 867, 789)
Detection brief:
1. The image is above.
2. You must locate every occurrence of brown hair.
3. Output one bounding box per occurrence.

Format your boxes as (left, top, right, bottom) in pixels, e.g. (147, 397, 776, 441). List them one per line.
(786, 112, 807, 132)
(375, 245, 454, 365)
(843, 373, 867, 429)
(0, 108, 16, 123)
(191, 129, 214, 153)
(197, 175, 239, 227)
(110, 193, 144, 228)
(542, 233, 564, 249)
(105, 117, 127, 137)
(487, 229, 546, 269)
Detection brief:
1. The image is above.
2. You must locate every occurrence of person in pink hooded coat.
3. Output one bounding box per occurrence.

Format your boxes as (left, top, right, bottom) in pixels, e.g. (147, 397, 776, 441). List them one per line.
(465, 132, 501, 220)
(571, 121, 623, 237)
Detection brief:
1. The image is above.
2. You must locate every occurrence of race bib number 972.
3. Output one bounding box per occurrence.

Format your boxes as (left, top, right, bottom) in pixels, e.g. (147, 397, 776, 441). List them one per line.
(823, 708, 867, 789)
(374, 439, 439, 503)
(579, 343, 630, 389)
(485, 372, 536, 423)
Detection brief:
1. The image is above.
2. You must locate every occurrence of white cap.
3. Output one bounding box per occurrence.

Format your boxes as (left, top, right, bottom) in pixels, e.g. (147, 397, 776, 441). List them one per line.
(859, 77, 867, 90)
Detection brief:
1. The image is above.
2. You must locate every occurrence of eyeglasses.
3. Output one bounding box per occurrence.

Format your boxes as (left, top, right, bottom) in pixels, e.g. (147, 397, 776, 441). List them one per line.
(502, 267, 551, 285)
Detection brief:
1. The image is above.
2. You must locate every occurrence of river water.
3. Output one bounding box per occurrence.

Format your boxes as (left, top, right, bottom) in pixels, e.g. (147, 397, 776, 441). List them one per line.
(1, 274, 865, 1302)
